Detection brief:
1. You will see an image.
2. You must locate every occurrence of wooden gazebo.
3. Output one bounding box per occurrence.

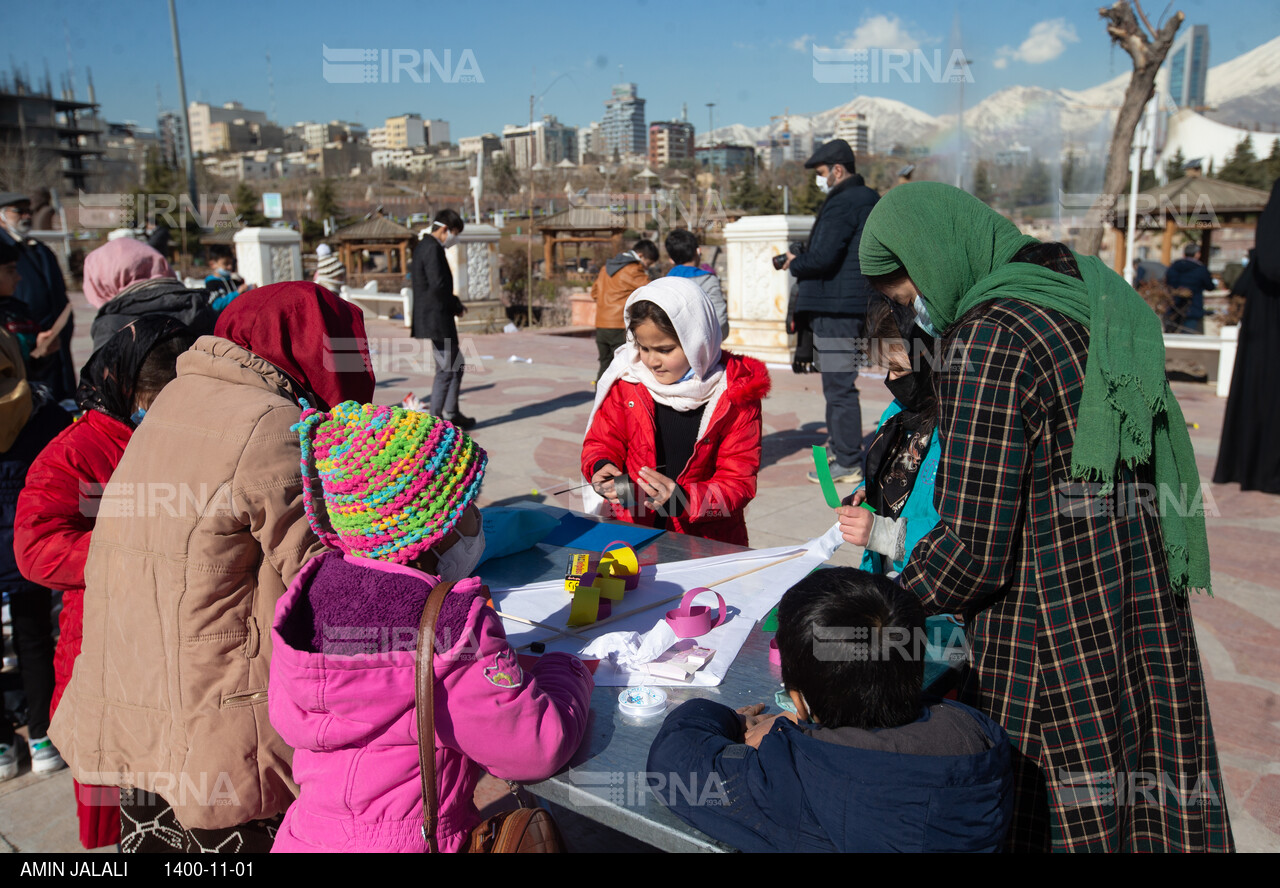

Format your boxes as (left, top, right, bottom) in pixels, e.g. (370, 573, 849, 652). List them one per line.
(1110, 173, 1269, 272)
(538, 206, 627, 278)
(333, 212, 417, 291)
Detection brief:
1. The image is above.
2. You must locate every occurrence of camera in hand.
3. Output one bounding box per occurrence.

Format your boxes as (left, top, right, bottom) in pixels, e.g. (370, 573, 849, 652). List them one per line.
(771, 242, 807, 271)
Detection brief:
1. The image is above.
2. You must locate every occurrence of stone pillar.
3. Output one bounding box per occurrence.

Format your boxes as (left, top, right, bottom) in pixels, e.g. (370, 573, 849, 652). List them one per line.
(445, 222, 506, 333)
(722, 215, 814, 363)
(446, 223, 501, 303)
(234, 227, 303, 287)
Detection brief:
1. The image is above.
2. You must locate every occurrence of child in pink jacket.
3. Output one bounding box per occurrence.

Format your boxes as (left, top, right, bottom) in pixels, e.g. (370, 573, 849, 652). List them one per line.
(270, 402, 593, 853)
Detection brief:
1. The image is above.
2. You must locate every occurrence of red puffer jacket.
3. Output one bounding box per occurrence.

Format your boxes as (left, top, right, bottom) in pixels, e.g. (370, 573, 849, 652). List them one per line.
(15, 407, 131, 850)
(15, 408, 132, 714)
(582, 353, 770, 546)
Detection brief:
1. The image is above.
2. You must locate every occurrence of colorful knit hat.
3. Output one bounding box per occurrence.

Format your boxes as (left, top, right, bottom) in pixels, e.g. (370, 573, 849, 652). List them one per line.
(293, 400, 488, 565)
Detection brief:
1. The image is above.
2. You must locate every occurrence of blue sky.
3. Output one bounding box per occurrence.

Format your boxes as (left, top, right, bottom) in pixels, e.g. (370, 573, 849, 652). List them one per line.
(5, 0, 1277, 135)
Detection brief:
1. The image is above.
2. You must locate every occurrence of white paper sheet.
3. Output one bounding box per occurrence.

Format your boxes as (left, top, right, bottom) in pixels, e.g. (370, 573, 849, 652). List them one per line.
(490, 523, 844, 686)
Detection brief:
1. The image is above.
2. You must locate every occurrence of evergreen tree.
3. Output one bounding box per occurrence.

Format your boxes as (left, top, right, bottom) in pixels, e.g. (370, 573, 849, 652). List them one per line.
(1016, 159, 1051, 207)
(233, 182, 268, 227)
(1060, 151, 1078, 195)
(1218, 135, 1266, 188)
(793, 174, 825, 214)
(973, 162, 995, 205)
(729, 163, 780, 214)
(1165, 147, 1186, 181)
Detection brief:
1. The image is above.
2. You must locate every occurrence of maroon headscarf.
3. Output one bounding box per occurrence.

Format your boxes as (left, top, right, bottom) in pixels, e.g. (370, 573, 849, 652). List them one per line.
(214, 281, 375, 410)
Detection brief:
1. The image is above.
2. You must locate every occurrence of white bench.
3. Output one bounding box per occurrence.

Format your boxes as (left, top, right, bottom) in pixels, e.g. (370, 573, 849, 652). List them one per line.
(339, 282, 411, 328)
(1164, 325, 1238, 397)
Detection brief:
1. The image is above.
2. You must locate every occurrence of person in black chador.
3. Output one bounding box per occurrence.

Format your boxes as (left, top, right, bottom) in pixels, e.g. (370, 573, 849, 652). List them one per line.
(1214, 180, 1280, 494)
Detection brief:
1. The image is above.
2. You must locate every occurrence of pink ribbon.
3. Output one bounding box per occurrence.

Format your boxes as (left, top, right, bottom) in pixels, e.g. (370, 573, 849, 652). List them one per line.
(665, 586, 726, 638)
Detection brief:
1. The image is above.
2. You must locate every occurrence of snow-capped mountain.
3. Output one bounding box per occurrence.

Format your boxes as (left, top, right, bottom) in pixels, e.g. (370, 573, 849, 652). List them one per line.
(698, 34, 1280, 159)
(1204, 34, 1280, 128)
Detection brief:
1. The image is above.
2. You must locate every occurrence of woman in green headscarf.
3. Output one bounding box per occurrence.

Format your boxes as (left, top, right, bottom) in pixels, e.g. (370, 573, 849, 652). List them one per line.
(844, 182, 1230, 852)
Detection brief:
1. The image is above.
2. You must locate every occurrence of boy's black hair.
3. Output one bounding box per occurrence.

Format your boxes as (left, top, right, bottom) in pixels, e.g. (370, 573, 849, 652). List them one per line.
(632, 239, 659, 263)
(208, 245, 234, 265)
(664, 228, 700, 265)
(776, 568, 925, 730)
(627, 299, 677, 341)
(434, 208, 465, 234)
(135, 334, 197, 406)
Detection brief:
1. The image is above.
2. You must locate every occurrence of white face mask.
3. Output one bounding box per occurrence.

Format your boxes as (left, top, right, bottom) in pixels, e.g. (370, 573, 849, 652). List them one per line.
(442, 234, 458, 250)
(913, 294, 938, 337)
(3, 214, 30, 237)
(815, 173, 831, 195)
(436, 522, 485, 582)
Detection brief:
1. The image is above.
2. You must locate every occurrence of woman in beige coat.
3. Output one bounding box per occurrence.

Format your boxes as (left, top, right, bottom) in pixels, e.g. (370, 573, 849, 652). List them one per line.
(51, 282, 375, 852)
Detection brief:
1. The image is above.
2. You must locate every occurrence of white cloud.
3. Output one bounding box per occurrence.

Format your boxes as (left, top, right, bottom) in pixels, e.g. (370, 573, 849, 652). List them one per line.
(807, 15, 925, 54)
(992, 57, 1009, 70)
(996, 18, 1079, 66)
(790, 34, 814, 52)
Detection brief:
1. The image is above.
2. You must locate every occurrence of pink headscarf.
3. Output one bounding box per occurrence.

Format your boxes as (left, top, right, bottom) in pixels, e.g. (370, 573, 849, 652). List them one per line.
(83, 239, 175, 308)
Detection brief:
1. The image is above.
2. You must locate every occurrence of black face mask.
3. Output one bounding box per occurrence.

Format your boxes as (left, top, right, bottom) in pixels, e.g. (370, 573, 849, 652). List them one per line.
(884, 371, 931, 415)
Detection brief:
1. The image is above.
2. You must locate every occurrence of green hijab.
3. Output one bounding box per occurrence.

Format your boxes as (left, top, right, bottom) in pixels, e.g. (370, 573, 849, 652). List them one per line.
(860, 182, 1210, 594)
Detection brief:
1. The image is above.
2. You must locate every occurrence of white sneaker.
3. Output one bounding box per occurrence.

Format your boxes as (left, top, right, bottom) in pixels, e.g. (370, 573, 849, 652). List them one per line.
(28, 736, 65, 775)
(0, 739, 23, 781)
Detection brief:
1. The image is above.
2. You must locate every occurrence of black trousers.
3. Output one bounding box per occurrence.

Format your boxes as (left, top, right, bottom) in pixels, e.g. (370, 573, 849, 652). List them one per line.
(1, 586, 55, 742)
(596, 328, 627, 382)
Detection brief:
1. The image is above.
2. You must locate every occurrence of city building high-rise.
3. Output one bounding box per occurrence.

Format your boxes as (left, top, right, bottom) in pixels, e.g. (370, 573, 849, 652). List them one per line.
(1166, 24, 1210, 110)
(384, 113, 426, 150)
(835, 113, 870, 154)
(649, 120, 695, 167)
(157, 110, 187, 170)
(0, 68, 104, 192)
(187, 101, 269, 154)
(501, 115, 578, 169)
(458, 133, 502, 159)
(425, 118, 450, 146)
(578, 121, 603, 165)
(602, 83, 646, 159)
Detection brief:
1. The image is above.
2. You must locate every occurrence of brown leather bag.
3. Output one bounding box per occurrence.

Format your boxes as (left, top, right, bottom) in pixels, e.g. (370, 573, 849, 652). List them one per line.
(415, 581, 567, 854)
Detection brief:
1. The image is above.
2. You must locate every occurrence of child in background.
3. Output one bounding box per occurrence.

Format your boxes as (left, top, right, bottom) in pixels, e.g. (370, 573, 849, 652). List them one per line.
(647, 567, 1013, 852)
(664, 228, 728, 340)
(270, 403, 593, 853)
(836, 297, 941, 573)
(14, 317, 195, 845)
(0, 327, 70, 781)
(203, 246, 246, 312)
(582, 277, 770, 546)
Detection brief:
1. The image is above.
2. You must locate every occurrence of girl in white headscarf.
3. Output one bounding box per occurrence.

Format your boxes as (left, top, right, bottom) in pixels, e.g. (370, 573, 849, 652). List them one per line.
(581, 277, 771, 546)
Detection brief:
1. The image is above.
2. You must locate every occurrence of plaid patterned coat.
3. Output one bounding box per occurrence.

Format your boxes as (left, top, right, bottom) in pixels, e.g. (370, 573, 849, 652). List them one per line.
(901, 298, 1233, 852)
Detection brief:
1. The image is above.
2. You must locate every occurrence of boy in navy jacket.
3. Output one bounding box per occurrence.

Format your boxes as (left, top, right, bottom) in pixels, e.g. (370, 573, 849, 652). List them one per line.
(647, 568, 1013, 852)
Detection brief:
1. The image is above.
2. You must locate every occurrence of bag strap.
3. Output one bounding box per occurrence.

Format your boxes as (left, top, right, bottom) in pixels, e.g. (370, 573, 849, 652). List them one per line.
(414, 579, 456, 854)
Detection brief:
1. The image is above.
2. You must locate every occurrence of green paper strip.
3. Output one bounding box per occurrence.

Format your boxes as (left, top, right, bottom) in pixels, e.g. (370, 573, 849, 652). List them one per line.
(812, 446, 842, 508)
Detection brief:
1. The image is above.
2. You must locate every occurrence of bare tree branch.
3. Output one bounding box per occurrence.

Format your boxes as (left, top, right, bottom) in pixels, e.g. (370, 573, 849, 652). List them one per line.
(1078, 2, 1185, 257)
(1133, 0, 1157, 39)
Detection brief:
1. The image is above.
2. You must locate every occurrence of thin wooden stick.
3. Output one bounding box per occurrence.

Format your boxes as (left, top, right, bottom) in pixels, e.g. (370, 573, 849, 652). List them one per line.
(502, 549, 808, 648)
(492, 610, 568, 635)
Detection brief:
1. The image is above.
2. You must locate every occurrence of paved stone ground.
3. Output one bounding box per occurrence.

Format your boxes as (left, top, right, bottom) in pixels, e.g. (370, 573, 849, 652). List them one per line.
(1, 296, 1275, 852)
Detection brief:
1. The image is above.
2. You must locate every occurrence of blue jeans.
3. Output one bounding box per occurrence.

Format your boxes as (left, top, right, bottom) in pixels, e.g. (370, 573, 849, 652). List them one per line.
(812, 314, 865, 468)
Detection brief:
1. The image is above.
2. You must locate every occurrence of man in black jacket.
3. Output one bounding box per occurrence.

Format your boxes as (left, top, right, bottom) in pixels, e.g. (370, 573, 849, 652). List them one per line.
(784, 141, 880, 485)
(0, 193, 74, 401)
(411, 209, 473, 427)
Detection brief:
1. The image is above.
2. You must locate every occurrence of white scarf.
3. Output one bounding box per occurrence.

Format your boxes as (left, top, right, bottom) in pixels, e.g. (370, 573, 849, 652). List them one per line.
(581, 277, 726, 512)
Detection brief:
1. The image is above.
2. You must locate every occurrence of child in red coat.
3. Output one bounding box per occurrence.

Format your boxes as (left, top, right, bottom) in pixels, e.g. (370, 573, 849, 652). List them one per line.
(15, 316, 195, 849)
(581, 277, 770, 546)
